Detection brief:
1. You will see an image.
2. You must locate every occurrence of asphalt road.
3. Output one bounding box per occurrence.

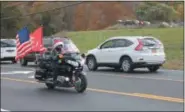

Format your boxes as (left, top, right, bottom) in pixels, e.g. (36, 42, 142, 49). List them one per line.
(1, 62, 184, 111)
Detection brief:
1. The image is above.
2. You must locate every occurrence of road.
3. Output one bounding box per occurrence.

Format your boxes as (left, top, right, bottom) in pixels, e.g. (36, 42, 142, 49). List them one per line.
(1, 62, 184, 111)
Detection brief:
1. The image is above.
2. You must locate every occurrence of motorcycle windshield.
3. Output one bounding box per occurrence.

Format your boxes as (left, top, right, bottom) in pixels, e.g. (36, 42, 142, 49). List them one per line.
(54, 38, 80, 54)
(63, 52, 82, 61)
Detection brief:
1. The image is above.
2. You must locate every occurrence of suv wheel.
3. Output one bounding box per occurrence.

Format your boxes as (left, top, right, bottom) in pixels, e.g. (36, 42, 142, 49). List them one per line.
(121, 57, 133, 73)
(12, 59, 17, 64)
(20, 58, 28, 66)
(87, 56, 97, 71)
(148, 66, 160, 72)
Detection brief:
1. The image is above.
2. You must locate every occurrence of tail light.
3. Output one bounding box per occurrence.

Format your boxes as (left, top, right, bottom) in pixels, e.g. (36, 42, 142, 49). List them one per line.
(135, 39, 143, 51)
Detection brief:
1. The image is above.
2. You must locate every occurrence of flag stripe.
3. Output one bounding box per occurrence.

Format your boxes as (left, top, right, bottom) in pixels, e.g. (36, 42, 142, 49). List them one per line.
(17, 45, 31, 55)
(18, 44, 32, 56)
(17, 41, 31, 53)
(15, 33, 32, 60)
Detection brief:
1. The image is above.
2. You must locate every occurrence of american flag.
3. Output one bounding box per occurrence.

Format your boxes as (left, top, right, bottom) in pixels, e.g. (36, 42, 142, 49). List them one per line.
(15, 27, 32, 61)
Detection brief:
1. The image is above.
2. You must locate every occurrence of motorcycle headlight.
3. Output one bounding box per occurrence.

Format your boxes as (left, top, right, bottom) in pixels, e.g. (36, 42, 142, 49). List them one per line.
(67, 60, 79, 67)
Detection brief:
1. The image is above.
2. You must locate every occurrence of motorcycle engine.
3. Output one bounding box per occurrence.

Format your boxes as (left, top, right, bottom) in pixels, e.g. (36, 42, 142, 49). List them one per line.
(57, 76, 65, 82)
(57, 76, 70, 82)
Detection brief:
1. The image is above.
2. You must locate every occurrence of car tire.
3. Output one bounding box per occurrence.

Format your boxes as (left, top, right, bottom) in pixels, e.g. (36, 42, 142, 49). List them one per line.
(86, 56, 97, 71)
(20, 58, 28, 66)
(148, 66, 160, 72)
(121, 57, 133, 73)
(12, 59, 17, 64)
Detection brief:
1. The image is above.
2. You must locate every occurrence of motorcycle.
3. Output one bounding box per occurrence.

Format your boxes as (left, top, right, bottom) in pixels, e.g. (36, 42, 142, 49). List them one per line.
(34, 51, 87, 93)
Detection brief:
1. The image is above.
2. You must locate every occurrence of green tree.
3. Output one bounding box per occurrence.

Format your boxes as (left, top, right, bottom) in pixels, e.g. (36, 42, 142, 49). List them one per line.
(135, 3, 149, 20)
(29, 2, 68, 36)
(1, 2, 22, 38)
(42, 12, 55, 36)
(146, 3, 178, 22)
(135, 2, 178, 22)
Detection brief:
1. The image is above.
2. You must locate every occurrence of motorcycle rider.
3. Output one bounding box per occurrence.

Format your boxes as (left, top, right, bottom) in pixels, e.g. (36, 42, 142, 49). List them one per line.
(47, 41, 65, 84)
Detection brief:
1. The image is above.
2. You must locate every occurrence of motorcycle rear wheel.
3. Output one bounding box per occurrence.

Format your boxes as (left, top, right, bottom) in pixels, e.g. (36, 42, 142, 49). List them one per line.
(75, 74, 87, 93)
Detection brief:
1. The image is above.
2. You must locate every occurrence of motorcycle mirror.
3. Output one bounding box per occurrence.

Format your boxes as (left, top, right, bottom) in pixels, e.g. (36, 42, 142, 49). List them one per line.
(81, 53, 86, 59)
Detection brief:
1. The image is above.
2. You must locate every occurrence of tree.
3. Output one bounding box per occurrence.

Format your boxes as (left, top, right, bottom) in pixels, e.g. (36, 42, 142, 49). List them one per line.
(176, 3, 184, 21)
(73, 2, 136, 31)
(135, 2, 149, 20)
(41, 12, 55, 36)
(29, 1, 74, 35)
(135, 2, 178, 22)
(1, 2, 22, 38)
(146, 3, 178, 22)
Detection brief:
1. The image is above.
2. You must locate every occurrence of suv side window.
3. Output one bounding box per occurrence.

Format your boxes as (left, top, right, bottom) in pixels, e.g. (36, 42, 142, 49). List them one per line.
(100, 40, 114, 49)
(114, 39, 133, 48)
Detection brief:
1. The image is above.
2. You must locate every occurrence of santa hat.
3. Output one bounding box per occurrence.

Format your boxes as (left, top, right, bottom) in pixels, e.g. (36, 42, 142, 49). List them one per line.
(53, 42, 64, 49)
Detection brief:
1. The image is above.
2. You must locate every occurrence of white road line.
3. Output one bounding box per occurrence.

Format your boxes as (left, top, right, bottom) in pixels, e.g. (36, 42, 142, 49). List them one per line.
(1, 66, 35, 71)
(1, 108, 10, 111)
(28, 75, 34, 79)
(1, 71, 34, 75)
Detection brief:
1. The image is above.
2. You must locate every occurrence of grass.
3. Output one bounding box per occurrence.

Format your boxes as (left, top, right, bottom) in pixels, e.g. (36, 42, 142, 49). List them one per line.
(54, 27, 184, 70)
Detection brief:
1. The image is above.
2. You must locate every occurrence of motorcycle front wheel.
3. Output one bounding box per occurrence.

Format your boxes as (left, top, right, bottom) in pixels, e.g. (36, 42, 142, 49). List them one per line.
(45, 83, 56, 89)
(75, 74, 87, 93)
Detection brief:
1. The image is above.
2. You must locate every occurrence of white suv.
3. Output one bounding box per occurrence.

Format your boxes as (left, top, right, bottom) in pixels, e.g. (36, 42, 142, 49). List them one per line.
(0, 39, 17, 63)
(85, 36, 166, 72)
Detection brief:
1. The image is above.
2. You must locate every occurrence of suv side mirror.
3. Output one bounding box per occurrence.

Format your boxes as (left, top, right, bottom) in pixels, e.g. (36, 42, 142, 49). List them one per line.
(98, 45, 102, 49)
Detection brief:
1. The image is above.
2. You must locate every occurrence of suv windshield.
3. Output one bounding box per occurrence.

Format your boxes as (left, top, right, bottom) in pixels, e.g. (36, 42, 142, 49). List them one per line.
(1, 39, 16, 47)
(1, 41, 16, 47)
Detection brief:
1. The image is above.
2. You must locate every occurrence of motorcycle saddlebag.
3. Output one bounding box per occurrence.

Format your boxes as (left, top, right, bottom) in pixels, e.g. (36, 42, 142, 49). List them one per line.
(38, 60, 51, 69)
(35, 69, 46, 80)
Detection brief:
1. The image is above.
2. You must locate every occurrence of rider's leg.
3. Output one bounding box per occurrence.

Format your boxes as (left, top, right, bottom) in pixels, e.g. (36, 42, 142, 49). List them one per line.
(53, 64, 59, 83)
